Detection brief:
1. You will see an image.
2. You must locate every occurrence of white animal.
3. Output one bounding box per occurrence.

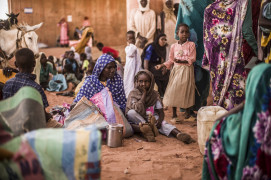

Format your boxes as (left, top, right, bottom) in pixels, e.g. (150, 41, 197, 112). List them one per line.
(0, 22, 43, 67)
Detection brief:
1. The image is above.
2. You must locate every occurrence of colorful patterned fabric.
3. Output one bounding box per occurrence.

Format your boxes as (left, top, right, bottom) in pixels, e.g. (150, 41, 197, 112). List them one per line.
(74, 54, 126, 112)
(89, 88, 133, 138)
(0, 86, 46, 137)
(0, 126, 101, 180)
(202, 0, 248, 110)
(65, 96, 108, 130)
(2, 73, 49, 107)
(202, 63, 271, 180)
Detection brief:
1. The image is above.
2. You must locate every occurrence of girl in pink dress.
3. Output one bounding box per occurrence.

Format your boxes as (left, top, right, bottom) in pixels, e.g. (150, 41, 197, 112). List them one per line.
(57, 18, 69, 47)
(156, 23, 196, 121)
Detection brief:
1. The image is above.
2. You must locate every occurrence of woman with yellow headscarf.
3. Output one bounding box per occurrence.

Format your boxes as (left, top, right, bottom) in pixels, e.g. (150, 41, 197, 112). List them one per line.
(75, 27, 94, 54)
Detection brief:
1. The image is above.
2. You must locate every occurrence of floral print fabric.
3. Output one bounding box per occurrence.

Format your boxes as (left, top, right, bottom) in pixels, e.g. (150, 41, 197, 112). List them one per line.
(205, 80, 271, 179)
(203, 64, 271, 180)
(242, 85, 271, 179)
(203, 0, 248, 110)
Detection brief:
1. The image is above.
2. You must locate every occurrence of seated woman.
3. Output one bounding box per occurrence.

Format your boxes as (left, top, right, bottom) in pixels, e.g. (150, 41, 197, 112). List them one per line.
(202, 63, 271, 179)
(126, 70, 194, 143)
(73, 54, 126, 112)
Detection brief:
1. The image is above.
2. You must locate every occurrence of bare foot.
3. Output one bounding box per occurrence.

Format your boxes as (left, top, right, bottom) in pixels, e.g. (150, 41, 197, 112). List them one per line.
(148, 114, 159, 137)
(139, 123, 156, 142)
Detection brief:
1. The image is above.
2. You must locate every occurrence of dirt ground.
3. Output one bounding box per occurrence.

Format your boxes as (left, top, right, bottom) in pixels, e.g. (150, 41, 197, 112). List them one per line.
(42, 47, 213, 180)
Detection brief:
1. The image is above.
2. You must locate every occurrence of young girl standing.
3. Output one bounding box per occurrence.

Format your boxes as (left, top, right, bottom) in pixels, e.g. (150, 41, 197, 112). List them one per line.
(156, 23, 196, 120)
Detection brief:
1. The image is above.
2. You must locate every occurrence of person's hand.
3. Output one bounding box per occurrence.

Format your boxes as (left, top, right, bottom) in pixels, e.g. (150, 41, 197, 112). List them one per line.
(155, 64, 164, 70)
(161, 66, 167, 75)
(142, 88, 147, 95)
(3, 67, 17, 78)
(138, 86, 146, 94)
(136, 33, 148, 49)
(48, 58, 54, 64)
(156, 120, 162, 129)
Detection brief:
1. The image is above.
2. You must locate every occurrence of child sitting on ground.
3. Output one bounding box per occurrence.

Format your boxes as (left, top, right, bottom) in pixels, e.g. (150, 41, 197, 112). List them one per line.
(48, 55, 62, 73)
(63, 51, 80, 77)
(126, 70, 194, 144)
(59, 64, 80, 96)
(40, 53, 57, 89)
(80, 52, 89, 72)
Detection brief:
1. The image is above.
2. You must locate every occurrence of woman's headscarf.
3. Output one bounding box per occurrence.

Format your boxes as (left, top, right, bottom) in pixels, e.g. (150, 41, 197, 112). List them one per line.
(153, 33, 167, 60)
(163, 1, 177, 25)
(74, 54, 126, 112)
(141, 33, 167, 63)
(203, 64, 271, 180)
(126, 69, 160, 117)
(75, 27, 94, 54)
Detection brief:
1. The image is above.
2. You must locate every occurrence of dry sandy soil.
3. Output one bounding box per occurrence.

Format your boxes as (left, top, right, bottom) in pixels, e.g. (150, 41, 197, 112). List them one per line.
(42, 47, 213, 180)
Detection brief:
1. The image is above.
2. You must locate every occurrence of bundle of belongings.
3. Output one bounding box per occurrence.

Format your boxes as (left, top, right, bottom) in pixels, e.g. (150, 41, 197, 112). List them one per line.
(64, 87, 133, 138)
(0, 87, 102, 179)
(49, 87, 133, 138)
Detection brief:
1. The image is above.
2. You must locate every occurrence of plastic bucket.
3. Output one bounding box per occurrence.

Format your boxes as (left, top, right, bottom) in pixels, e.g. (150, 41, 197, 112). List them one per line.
(197, 106, 227, 155)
